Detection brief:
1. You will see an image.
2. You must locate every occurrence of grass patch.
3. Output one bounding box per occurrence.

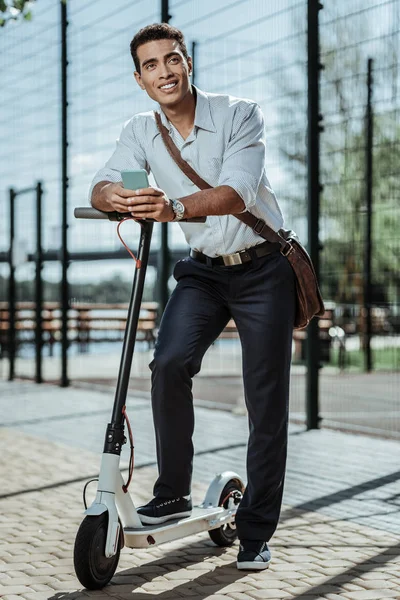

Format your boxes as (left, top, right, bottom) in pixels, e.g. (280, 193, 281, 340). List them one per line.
(330, 345, 400, 371)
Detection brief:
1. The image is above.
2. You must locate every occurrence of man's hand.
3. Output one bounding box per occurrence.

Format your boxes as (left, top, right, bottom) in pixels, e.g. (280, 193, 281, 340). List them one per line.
(95, 182, 137, 213)
(92, 183, 175, 221)
(127, 187, 175, 222)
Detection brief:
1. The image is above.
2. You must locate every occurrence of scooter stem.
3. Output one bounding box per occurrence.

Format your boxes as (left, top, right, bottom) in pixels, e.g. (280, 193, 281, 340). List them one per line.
(104, 220, 154, 455)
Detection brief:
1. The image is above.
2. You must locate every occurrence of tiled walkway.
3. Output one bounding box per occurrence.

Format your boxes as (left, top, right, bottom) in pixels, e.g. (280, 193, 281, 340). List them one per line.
(0, 380, 399, 599)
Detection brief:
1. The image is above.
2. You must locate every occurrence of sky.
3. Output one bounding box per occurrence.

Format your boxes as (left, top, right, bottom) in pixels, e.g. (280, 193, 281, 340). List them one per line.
(0, 0, 398, 286)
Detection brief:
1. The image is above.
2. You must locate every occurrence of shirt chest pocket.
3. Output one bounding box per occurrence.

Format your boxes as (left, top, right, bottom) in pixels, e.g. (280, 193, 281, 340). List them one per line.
(191, 130, 227, 181)
(195, 155, 223, 185)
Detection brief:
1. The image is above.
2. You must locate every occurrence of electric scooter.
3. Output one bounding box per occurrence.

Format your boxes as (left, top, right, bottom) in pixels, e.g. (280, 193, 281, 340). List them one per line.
(73, 207, 245, 590)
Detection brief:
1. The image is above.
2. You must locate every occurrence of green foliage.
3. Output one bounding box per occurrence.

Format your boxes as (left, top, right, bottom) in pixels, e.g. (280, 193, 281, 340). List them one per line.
(70, 274, 133, 305)
(319, 121, 400, 305)
(0, 0, 68, 26)
(330, 346, 400, 372)
(0, 0, 35, 27)
(276, 12, 400, 307)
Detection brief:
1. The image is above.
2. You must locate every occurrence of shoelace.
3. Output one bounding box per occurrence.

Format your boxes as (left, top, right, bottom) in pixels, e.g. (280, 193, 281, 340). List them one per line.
(156, 498, 181, 508)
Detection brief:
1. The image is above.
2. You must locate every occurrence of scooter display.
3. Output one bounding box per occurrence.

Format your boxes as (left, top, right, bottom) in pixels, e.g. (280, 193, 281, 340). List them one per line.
(73, 207, 245, 590)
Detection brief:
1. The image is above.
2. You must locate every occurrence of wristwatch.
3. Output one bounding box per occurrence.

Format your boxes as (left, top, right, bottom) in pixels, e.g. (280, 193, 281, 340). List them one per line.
(170, 198, 185, 222)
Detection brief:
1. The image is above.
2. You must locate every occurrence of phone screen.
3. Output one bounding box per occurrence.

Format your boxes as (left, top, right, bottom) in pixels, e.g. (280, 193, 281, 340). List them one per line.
(121, 169, 149, 191)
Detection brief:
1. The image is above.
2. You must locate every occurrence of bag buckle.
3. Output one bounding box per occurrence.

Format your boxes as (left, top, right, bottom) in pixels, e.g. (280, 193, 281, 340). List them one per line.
(280, 241, 294, 256)
(253, 219, 265, 235)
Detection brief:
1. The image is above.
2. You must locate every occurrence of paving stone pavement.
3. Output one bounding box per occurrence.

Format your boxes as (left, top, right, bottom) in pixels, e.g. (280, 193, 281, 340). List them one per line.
(1, 381, 399, 535)
(0, 380, 399, 600)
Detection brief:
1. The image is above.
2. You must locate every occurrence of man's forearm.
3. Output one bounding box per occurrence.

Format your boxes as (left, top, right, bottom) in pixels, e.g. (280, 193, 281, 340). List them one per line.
(91, 180, 245, 217)
(179, 185, 245, 219)
(91, 181, 119, 211)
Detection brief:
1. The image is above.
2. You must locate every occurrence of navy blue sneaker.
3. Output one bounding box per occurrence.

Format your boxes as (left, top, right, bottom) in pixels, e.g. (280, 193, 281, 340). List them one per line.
(237, 540, 271, 570)
(137, 496, 192, 525)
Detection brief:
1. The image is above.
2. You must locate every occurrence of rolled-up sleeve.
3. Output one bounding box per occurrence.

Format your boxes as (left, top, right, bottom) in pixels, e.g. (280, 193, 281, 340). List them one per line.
(88, 116, 148, 202)
(218, 102, 265, 210)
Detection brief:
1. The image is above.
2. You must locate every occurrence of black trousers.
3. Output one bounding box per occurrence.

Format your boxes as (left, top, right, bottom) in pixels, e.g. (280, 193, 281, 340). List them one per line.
(149, 247, 296, 541)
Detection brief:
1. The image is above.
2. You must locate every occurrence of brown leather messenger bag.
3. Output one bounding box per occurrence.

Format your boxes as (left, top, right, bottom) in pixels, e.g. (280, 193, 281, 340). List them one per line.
(154, 111, 325, 330)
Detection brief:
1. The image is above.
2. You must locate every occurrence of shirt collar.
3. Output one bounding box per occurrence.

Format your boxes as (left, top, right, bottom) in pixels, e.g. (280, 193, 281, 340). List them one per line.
(158, 85, 217, 134)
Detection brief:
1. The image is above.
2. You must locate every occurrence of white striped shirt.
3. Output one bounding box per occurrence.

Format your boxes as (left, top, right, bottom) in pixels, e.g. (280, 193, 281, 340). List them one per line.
(89, 85, 284, 257)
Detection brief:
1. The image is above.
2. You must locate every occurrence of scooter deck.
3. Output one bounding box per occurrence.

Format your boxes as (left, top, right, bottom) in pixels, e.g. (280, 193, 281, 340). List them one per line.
(124, 505, 236, 548)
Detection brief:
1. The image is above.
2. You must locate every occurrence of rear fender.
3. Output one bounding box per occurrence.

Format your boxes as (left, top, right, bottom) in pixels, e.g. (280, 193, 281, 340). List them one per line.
(201, 472, 245, 508)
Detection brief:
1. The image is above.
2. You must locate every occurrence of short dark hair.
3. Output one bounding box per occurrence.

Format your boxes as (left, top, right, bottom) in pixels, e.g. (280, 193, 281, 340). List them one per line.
(130, 23, 189, 73)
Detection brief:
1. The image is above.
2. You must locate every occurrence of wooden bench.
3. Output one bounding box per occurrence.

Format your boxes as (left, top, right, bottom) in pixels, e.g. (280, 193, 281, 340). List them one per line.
(0, 301, 159, 355)
(2, 300, 386, 364)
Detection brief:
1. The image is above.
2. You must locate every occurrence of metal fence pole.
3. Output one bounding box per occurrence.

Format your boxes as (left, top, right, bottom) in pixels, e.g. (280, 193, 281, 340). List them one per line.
(35, 181, 43, 384)
(306, 0, 323, 429)
(161, 0, 171, 21)
(363, 58, 374, 373)
(60, 0, 69, 387)
(157, 0, 172, 318)
(8, 188, 16, 381)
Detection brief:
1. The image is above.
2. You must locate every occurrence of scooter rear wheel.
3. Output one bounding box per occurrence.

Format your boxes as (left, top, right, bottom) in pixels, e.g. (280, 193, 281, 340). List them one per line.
(74, 513, 121, 590)
(208, 478, 243, 547)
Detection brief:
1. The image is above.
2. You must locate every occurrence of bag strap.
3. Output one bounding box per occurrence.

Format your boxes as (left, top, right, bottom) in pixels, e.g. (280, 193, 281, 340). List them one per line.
(154, 111, 292, 254)
(155, 111, 212, 192)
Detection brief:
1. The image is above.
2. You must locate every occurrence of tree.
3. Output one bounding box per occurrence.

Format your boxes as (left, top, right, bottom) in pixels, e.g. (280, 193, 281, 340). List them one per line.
(0, 0, 36, 26)
(273, 4, 400, 306)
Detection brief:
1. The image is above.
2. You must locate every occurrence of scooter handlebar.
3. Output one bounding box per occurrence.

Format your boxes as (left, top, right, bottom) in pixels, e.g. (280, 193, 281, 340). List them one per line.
(74, 207, 131, 221)
(74, 207, 206, 223)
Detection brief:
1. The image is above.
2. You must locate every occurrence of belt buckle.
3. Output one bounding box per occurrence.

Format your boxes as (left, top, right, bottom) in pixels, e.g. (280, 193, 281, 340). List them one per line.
(222, 252, 242, 266)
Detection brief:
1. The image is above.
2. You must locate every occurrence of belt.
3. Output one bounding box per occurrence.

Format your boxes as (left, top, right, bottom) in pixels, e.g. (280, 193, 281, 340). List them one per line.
(190, 240, 281, 267)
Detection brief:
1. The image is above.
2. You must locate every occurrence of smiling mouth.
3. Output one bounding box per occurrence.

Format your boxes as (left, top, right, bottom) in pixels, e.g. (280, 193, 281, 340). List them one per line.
(159, 81, 178, 91)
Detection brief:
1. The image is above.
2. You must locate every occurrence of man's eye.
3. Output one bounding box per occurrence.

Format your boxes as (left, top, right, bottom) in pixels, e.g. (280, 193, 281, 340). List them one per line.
(169, 57, 179, 63)
(146, 63, 155, 69)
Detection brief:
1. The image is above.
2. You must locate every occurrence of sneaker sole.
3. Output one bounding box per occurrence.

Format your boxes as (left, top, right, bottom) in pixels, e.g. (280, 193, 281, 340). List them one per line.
(236, 560, 271, 571)
(138, 510, 192, 525)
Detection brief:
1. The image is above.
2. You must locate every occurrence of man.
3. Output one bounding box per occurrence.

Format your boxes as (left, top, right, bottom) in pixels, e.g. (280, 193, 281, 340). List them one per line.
(90, 23, 295, 571)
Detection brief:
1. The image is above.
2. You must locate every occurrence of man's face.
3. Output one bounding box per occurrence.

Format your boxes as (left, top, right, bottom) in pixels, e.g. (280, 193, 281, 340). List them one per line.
(134, 39, 192, 107)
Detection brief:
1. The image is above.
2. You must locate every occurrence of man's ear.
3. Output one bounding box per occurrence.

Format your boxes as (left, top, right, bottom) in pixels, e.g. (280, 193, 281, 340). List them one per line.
(187, 56, 193, 76)
(134, 71, 145, 90)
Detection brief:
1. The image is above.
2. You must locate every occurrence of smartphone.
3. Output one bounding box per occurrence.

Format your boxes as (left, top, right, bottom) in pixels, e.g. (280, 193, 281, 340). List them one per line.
(121, 169, 149, 191)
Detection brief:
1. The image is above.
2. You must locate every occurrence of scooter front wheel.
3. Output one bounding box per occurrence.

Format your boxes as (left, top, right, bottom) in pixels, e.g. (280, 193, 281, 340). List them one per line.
(208, 478, 243, 547)
(74, 513, 121, 590)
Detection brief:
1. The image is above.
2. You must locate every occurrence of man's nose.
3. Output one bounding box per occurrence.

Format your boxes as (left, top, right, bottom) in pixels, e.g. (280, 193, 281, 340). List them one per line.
(159, 63, 173, 79)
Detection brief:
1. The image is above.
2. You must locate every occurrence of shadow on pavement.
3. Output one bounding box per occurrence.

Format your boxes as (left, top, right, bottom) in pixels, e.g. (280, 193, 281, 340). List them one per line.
(0, 440, 248, 500)
(2, 449, 399, 517)
(281, 469, 400, 522)
(48, 538, 241, 600)
(290, 542, 400, 600)
(45, 538, 400, 600)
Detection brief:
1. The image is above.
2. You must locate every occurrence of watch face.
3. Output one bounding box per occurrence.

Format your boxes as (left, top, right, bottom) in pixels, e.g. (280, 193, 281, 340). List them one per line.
(173, 199, 185, 218)
(176, 200, 185, 213)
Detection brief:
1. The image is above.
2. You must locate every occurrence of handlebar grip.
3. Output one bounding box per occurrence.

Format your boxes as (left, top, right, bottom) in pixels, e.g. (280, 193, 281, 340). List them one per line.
(74, 207, 110, 220)
(74, 208, 131, 220)
(74, 208, 206, 223)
